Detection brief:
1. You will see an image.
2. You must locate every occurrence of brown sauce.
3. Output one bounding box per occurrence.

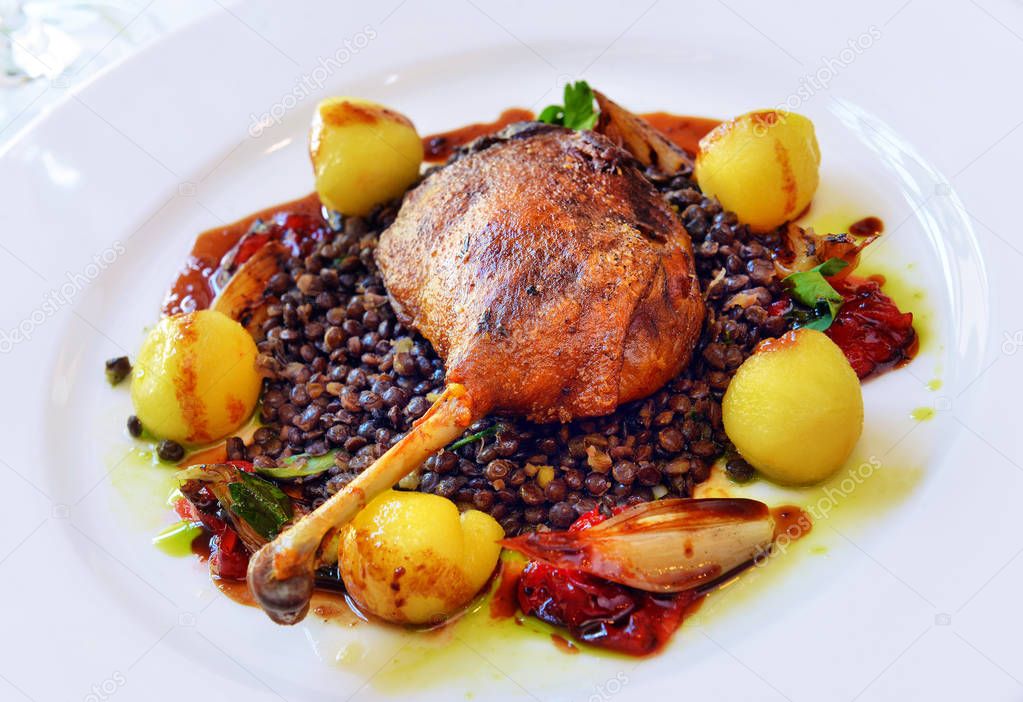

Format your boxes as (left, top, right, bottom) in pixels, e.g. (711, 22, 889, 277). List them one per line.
(422, 108, 535, 162)
(420, 109, 721, 163)
(191, 531, 212, 560)
(214, 573, 355, 623)
(639, 113, 721, 156)
(311, 597, 360, 624)
(214, 577, 257, 607)
(849, 216, 884, 238)
(189, 529, 355, 619)
(163, 192, 324, 315)
(770, 505, 813, 542)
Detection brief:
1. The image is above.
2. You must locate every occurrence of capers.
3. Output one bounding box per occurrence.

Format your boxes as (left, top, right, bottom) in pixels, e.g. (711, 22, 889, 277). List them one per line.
(105, 356, 132, 386)
(126, 415, 143, 438)
(156, 439, 185, 463)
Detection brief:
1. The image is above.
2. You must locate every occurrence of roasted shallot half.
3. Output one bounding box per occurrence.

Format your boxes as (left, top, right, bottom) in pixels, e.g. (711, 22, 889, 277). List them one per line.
(212, 240, 290, 338)
(593, 90, 693, 174)
(501, 498, 775, 593)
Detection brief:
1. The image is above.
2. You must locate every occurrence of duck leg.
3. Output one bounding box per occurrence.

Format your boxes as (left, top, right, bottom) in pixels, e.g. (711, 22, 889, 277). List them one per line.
(247, 383, 476, 624)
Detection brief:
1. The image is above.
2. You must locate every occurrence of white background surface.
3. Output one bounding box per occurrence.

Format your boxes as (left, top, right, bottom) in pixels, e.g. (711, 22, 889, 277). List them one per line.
(1, 1, 1021, 701)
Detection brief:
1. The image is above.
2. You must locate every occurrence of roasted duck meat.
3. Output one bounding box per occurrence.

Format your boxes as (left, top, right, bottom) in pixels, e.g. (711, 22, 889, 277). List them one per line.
(249, 121, 706, 624)
(378, 122, 703, 422)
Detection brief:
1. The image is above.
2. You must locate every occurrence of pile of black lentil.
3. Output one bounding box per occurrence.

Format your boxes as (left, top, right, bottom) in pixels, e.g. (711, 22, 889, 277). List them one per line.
(227, 130, 793, 536)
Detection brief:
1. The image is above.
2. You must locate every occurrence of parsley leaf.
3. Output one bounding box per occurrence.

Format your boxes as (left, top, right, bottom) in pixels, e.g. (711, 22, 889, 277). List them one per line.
(536, 104, 564, 124)
(537, 81, 598, 131)
(782, 257, 849, 332)
(228, 472, 293, 541)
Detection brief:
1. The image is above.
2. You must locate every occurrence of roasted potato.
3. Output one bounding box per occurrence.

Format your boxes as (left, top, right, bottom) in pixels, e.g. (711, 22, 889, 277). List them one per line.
(339, 490, 504, 625)
(130, 310, 261, 445)
(309, 97, 423, 216)
(722, 329, 862, 485)
(696, 110, 820, 232)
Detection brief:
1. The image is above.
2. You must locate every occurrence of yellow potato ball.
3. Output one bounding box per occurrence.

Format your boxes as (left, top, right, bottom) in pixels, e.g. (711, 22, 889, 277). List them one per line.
(339, 490, 504, 625)
(131, 309, 261, 446)
(722, 328, 863, 485)
(309, 97, 423, 216)
(696, 110, 820, 232)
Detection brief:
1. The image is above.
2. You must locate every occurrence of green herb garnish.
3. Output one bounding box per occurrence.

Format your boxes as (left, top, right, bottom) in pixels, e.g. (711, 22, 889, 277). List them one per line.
(227, 472, 293, 541)
(449, 424, 504, 451)
(782, 257, 849, 331)
(537, 81, 598, 131)
(256, 450, 338, 480)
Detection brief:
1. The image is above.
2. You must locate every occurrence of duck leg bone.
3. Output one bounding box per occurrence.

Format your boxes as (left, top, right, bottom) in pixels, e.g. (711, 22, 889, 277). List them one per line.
(247, 383, 476, 624)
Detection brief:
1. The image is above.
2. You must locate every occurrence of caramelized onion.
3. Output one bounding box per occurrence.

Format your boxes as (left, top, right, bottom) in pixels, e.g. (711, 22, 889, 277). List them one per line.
(501, 498, 774, 592)
(593, 91, 693, 174)
(212, 240, 289, 337)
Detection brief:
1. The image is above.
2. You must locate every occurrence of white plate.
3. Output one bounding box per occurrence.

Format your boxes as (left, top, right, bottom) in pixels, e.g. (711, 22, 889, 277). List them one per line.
(2, 2, 1020, 701)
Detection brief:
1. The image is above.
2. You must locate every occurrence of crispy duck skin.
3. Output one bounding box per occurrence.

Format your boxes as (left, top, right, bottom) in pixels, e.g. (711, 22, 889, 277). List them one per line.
(377, 123, 704, 422)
